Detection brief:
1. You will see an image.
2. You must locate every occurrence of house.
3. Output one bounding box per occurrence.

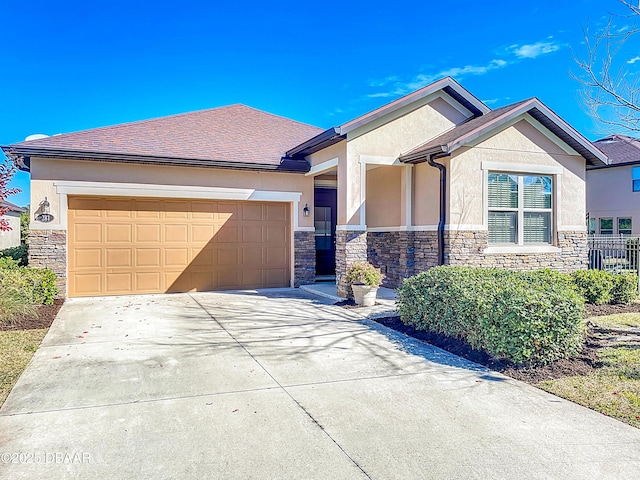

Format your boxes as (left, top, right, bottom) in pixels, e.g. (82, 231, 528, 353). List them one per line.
(0, 200, 26, 250)
(587, 135, 640, 235)
(1, 77, 607, 298)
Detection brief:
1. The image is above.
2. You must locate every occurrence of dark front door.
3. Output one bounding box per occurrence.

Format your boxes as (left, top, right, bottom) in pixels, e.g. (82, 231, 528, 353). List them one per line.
(314, 188, 337, 276)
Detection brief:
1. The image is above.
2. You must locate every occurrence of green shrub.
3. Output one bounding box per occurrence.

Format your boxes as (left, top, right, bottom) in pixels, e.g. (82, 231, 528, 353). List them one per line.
(0, 256, 20, 270)
(397, 267, 585, 366)
(611, 272, 639, 304)
(570, 269, 613, 305)
(0, 284, 37, 326)
(0, 266, 57, 305)
(0, 244, 28, 266)
(346, 261, 384, 288)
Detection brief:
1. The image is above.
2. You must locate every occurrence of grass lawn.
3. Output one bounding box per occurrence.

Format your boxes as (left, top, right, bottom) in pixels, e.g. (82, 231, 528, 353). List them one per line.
(0, 328, 48, 405)
(538, 332, 640, 428)
(589, 312, 640, 329)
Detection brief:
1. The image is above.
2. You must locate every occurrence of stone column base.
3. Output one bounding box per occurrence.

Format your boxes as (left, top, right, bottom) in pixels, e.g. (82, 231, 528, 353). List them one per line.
(336, 230, 367, 298)
(28, 229, 67, 297)
(293, 231, 315, 287)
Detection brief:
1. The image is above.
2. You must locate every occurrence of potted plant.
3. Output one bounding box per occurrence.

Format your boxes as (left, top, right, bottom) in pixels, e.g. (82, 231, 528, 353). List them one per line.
(346, 261, 384, 306)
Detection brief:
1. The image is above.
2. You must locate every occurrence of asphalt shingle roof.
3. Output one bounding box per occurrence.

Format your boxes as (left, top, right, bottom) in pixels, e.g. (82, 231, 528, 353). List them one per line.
(4, 105, 323, 170)
(592, 135, 640, 165)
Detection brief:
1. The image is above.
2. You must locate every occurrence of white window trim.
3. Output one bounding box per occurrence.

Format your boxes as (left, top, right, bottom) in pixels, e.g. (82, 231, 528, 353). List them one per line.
(483, 170, 556, 252)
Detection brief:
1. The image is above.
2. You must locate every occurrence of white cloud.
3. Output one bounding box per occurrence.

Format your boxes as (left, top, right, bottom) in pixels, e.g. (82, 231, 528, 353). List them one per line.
(617, 24, 631, 33)
(509, 41, 563, 59)
(627, 56, 640, 64)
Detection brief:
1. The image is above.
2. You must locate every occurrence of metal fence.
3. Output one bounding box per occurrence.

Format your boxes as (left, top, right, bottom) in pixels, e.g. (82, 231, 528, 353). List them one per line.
(588, 235, 640, 277)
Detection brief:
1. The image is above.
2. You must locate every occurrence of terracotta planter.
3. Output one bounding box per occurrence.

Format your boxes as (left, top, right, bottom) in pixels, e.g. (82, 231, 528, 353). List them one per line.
(352, 284, 378, 307)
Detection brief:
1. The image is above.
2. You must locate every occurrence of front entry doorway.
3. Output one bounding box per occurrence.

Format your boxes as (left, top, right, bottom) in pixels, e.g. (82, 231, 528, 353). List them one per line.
(314, 187, 337, 276)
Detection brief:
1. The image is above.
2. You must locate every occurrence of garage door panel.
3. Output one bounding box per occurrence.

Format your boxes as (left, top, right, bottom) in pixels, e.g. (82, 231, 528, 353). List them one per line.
(74, 223, 102, 243)
(106, 224, 132, 243)
(165, 224, 189, 242)
(266, 204, 287, 221)
(74, 249, 102, 269)
(68, 196, 290, 297)
(266, 225, 287, 243)
(72, 274, 102, 295)
(135, 224, 161, 242)
(217, 248, 239, 265)
(265, 247, 287, 266)
(135, 248, 161, 267)
(165, 248, 189, 266)
(242, 225, 263, 243)
(136, 272, 162, 292)
(242, 248, 263, 266)
(266, 269, 287, 286)
(106, 249, 132, 268)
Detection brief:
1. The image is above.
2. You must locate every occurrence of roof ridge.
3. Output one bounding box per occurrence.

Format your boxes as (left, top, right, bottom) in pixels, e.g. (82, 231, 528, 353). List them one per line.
(11, 104, 321, 146)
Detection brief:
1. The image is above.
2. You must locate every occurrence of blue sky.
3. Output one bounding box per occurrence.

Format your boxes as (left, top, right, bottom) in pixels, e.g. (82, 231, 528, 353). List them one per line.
(2, 0, 639, 207)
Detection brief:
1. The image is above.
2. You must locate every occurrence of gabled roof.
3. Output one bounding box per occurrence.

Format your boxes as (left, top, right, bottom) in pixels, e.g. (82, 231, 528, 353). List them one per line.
(590, 134, 640, 169)
(285, 77, 490, 159)
(399, 98, 608, 167)
(2, 105, 323, 173)
(0, 200, 26, 214)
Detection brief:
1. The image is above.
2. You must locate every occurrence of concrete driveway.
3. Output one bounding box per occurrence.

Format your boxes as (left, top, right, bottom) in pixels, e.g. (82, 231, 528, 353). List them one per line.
(1, 289, 639, 479)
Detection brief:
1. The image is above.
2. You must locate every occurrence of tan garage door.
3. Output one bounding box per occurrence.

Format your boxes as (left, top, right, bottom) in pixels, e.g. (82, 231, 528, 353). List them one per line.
(68, 196, 291, 297)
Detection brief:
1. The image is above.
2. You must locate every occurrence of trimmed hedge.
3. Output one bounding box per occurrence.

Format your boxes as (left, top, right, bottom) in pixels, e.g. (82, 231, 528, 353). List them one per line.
(0, 261, 57, 305)
(570, 269, 638, 305)
(397, 267, 585, 366)
(570, 269, 613, 305)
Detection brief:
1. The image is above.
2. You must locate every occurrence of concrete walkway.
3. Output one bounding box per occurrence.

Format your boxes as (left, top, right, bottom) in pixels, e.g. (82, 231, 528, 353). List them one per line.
(1, 289, 639, 479)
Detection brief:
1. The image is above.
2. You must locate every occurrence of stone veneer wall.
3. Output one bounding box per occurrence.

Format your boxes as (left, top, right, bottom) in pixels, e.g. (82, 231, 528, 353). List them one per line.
(29, 229, 67, 297)
(293, 231, 315, 287)
(367, 231, 440, 289)
(445, 230, 588, 272)
(336, 230, 367, 298)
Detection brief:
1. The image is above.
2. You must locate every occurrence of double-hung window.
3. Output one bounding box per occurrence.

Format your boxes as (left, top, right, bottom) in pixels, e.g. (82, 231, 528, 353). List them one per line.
(488, 173, 553, 245)
(633, 166, 640, 192)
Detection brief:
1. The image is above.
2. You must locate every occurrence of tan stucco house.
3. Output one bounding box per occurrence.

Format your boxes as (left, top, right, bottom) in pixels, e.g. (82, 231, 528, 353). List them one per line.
(587, 135, 640, 235)
(0, 200, 26, 250)
(1, 77, 607, 298)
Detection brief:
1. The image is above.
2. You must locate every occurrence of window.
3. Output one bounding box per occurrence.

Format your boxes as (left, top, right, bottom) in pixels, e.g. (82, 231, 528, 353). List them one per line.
(633, 167, 640, 192)
(588, 218, 596, 235)
(599, 217, 613, 235)
(618, 217, 632, 235)
(488, 173, 553, 245)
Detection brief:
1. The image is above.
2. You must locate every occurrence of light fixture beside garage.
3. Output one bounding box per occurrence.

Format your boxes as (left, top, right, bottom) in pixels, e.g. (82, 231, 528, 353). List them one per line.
(35, 196, 54, 223)
(303, 203, 310, 217)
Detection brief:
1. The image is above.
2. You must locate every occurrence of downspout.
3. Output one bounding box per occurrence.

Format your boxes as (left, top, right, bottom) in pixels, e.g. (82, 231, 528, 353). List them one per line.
(426, 154, 447, 266)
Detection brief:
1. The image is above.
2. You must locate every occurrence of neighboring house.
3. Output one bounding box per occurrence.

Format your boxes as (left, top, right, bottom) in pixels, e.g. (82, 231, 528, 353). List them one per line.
(587, 135, 640, 235)
(0, 200, 26, 250)
(1, 77, 606, 298)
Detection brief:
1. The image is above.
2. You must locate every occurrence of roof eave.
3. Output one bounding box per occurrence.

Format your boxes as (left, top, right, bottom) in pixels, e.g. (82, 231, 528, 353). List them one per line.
(2, 147, 310, 173)
(284, 127, 344, 159)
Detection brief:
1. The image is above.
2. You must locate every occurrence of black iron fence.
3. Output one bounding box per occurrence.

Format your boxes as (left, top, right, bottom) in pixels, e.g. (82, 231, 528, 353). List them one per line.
(588, 235, 640, 277)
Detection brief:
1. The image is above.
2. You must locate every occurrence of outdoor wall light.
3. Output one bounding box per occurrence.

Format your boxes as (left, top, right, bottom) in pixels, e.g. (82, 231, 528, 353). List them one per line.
(303, 204, 310, 217)
(35, 197, 54, 223)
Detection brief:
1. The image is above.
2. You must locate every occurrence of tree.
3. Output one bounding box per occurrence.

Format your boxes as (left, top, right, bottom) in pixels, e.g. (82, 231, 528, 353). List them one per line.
(0, 157, 20, 232)
(574, 1, 640, 133)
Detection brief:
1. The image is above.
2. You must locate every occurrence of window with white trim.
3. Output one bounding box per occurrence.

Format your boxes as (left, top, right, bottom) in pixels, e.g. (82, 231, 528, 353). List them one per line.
(633, 166, 640, 192)
(599, 217, 613, 235)
(618, 217, 632, 235)
(488, 173, 553, 245)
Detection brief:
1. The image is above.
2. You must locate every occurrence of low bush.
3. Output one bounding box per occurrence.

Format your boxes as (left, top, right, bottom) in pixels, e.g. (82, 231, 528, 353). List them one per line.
(570, 270, 613, 305)
(0, 266, 57, 306)
(0, 284, 37, 326)
(611, 272, 639, 305)
(397, 266, 585, 366)
(0, 244, 28, 266)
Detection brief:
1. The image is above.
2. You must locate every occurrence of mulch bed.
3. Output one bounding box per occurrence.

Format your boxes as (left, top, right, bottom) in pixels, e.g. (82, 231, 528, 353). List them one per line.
(372, 315, 604, 383)
(0, 299, 64, 332)
(586, 302, 640, 316)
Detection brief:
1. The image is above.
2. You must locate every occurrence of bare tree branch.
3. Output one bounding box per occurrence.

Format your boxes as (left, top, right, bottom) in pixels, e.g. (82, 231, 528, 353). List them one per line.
(573, 0, 640, 133)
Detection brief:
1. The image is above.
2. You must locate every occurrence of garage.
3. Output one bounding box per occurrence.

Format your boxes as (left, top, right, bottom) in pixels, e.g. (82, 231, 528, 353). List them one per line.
(68, 196, 291, 297)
